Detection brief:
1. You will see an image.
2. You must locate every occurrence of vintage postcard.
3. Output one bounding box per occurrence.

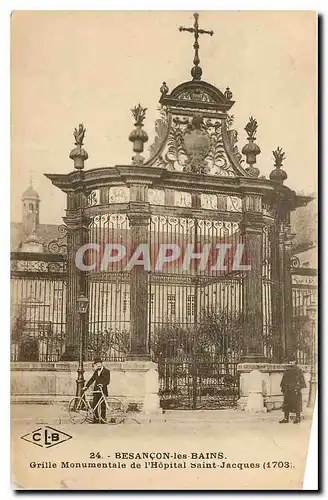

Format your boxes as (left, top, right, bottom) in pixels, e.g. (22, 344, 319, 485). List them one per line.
(11, 10, 318, 490)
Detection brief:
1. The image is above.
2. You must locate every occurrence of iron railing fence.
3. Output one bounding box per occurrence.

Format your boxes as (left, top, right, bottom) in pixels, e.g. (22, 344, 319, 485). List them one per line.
(11, 225, 317, 410)
(11, 252, 67, 362)
(86, 213, 131, 361)
(292, 268, 317, 365)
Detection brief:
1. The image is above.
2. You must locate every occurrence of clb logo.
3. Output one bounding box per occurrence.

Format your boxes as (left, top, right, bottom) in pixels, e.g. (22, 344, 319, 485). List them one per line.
(21, 425, 72, 448)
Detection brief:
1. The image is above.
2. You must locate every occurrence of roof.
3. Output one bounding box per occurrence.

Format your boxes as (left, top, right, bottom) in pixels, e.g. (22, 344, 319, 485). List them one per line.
(22, 185, 40, 200)
(11, 222, 66, 253)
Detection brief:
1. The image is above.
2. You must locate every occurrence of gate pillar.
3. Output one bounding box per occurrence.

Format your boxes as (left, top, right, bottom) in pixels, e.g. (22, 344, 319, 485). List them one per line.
(242, 205, 266, 362)
(62, 188, 89, 360)
(127, 202, 151, 361)
(279, 221, 294, 359)
(277, 224, 287, 360)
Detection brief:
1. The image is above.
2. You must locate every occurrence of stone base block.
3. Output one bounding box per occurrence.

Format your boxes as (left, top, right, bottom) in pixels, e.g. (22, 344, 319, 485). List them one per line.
(237, 362, 311, 412)
(115, 361, 162, 414)
(264, 394, 284, 411)
(242, 369, 267, 413)
(244, 393, 267, 413)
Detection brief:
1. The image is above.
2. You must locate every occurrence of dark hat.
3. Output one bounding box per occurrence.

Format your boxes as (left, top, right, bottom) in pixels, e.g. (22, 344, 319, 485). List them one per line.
(93, 357, 102, 364)
(287, 353, 297, 363)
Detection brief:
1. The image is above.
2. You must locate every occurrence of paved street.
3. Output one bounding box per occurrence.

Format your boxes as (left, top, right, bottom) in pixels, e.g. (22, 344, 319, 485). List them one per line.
(11, 404, 313, 490)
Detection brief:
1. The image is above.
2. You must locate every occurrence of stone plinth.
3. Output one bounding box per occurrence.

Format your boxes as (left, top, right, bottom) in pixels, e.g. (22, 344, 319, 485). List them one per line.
(237, 363, 311, 412)
(11, 360, 162, 414)
(120, 361, 161, 414)
(244, 369, 266, 413)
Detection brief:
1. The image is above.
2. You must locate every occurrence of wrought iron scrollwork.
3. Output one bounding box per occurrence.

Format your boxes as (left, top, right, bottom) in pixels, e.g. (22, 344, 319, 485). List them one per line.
(291, 256, 301, 269)
(86, 190, 98, 207)
(48, 261, 67, 273)
(201, 193, 218, 210)
(47, 225, 68, 254)
(227, 196, 242, 213)
(11, 258, 67, 274)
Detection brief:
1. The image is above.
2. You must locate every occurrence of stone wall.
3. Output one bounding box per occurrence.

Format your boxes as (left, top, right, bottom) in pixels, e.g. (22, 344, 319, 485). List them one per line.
(11, 361, 161, 414)
(237, 363, 311, 412)
(11, 360, 312, 415)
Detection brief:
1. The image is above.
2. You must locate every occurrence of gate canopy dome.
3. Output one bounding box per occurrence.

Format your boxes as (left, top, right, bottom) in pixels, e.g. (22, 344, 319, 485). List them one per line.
(159, 80, 235, 114)
(144, 11, 249, 178)
(146, 75, 247, 177)
(45, 12, 312, 215)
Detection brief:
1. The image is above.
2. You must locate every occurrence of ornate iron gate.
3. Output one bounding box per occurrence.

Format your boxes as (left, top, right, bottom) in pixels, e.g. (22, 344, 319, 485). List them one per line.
(148, 213, 244, 409)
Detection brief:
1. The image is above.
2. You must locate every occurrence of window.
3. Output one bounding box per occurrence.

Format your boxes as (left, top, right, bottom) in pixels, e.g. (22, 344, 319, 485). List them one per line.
(167, 294, 176, 316)
(187, 295, 195, 317)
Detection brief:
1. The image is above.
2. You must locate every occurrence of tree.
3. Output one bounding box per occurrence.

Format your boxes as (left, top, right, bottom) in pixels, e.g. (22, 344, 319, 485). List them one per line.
(85, 327, 130, 361)
(152, 307, 244, 363)
(11, 301, 28, 344)
(11, 299, 64, 362)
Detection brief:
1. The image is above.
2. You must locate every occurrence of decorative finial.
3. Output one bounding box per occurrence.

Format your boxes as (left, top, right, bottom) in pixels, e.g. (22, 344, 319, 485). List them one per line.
(131, 104, 147, 126)
(244, 116, 258, 139)
(129, 104, 149, 166)
(160, 82, 169, 95)
(224, 87, 233, 100)
(179, 12, 214, 81)
(272, 147, 286, 168)
(270, 147, 287, 185)
(69, 123, 88, 170)
(241, 116, 261, 178)
(73, 123, 86, 146)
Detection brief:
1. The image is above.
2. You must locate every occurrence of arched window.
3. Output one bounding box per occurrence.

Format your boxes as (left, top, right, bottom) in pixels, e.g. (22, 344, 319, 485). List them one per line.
(29, 203, 34, 212)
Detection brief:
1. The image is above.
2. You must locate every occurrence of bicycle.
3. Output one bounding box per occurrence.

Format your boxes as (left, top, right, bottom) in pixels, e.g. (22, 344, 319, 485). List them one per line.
(68, 385, 126, 425)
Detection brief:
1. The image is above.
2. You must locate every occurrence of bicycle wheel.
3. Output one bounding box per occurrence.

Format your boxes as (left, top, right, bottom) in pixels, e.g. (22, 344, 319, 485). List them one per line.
(101, 397, 125, 425)
(68, 397, 88, 424)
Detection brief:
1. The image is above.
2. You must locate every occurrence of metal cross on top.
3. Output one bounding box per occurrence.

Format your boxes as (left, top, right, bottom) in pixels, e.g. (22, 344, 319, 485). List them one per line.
(179, 12, 214, 81)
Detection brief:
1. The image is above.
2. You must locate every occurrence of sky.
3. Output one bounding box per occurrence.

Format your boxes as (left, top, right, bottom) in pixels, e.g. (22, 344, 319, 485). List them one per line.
(11, 10, 317, 225)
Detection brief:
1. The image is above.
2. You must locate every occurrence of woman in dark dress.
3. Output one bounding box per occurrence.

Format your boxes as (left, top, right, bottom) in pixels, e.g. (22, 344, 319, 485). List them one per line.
(279, 358, 306, 424)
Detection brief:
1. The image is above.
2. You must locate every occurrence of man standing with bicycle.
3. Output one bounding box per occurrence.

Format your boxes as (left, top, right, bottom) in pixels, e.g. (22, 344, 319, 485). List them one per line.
(83, 358, 110, 424)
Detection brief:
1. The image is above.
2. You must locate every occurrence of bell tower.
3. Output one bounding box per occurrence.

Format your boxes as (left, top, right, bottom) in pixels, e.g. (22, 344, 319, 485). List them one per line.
(22, 181, 40, 236)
